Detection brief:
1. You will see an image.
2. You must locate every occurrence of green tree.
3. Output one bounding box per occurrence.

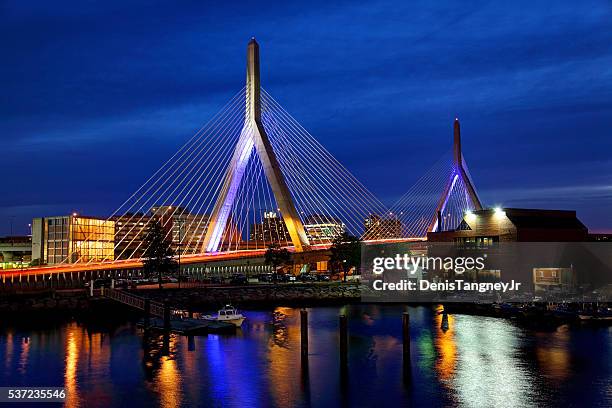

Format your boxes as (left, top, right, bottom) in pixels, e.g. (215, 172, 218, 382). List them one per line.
(264, 243, 291, 273)
(142, 220, 177, 289)
(329, 232, 362, 282)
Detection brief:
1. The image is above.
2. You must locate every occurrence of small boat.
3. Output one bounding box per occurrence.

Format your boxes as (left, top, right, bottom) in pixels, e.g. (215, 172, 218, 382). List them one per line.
(202, 305, 246, 327)
(578, 311, 612, 322)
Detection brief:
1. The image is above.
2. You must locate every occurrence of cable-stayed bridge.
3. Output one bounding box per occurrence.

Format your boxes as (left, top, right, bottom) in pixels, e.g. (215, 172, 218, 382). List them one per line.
(2, 39, 482, 280)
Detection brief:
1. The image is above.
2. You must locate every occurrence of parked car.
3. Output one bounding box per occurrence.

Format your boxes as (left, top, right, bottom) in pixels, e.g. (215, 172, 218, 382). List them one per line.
(298, 273, 317, 282)
(257, 273, 274, 283)
(161, 276, 178, 284)
(317, 274, 331, 282)
(84, 278, 112, 289)
(274, 273, 296, 283)
(114, 279, 130, 289)
(229, 274, 248, 285)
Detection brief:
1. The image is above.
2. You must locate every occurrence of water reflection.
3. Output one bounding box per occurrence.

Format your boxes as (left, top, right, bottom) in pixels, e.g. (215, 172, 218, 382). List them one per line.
(64, 324, 80, 408)
(451, 316, 534, 408)
(4, 331, 13, 371)
(158, 355, 181, 407)
(18, 336, 29, 375)
(535, 325, 571, 381)
(0, 305, 610, 407)
(270, 307, 292, 349)
(433, 308, 457, 383)
(267, 307, 303, 407)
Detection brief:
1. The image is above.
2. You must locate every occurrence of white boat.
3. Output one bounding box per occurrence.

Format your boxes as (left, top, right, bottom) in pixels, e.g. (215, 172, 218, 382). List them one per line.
(202, 305, 246, 327)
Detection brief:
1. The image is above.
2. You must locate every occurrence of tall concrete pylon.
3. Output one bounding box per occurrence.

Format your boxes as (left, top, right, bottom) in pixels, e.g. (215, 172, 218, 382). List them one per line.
(202, 39, 310, 252)
(428, 118, 483, 232)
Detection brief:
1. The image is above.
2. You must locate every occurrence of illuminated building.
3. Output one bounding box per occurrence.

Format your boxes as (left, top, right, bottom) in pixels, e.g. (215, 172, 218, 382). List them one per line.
(0, 236, 32, 269)
(363, 214, 403, 240)
(112, 213, 151, 259)
(428, 208, 588, 243)
(427, 207, 588, 291)
(589, 233, 612, 242)
(533, 267, 576, 293)
(114, 207, 221, 258)
(31, 214, 115, 265)
(249, 211, 290, 245)
(303, 214, 345, 242)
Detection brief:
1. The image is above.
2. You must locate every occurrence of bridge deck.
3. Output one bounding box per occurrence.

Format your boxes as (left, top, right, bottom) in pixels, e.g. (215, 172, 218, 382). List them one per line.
(0, 238, 425, 279)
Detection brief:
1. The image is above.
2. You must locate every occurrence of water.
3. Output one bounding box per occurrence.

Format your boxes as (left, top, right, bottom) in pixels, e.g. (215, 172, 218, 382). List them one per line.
(1, 305, 611, 407)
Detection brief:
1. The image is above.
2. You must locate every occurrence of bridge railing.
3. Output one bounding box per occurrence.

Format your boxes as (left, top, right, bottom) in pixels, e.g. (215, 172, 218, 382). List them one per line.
(103, 288, 165, 317)
(150, 302, 165, 318)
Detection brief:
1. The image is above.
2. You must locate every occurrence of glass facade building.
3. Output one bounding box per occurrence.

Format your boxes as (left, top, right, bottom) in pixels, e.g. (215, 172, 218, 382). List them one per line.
(33, 215, 115, 265)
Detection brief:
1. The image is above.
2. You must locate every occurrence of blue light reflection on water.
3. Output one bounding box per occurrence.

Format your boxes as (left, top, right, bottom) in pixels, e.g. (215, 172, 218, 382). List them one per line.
(0, 305, 610, 408)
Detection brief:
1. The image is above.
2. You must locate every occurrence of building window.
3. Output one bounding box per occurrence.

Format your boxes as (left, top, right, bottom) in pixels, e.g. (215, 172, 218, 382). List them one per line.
(454, 236, 499, 249)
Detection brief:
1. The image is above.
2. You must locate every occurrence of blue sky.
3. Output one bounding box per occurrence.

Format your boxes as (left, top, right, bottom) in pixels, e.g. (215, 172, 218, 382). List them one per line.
(1, 0, 611, 234)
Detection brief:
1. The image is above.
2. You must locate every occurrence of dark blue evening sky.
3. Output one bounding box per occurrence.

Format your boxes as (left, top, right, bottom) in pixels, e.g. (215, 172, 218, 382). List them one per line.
(1, 0, 611, 235)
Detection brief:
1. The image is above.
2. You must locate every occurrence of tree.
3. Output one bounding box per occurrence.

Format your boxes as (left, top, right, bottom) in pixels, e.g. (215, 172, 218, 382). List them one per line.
(329, 232, 362, 282)
(142, 220, 177, 289)
(264, 243, 292, 273)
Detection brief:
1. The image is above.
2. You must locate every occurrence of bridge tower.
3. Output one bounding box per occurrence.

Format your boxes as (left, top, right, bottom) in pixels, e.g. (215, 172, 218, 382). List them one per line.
(202, 39, 310, 252)
(428, 118, 483, 232)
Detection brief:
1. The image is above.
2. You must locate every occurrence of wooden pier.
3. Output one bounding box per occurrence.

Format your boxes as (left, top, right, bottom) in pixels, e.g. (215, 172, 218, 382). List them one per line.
(101, 288, 235, 334)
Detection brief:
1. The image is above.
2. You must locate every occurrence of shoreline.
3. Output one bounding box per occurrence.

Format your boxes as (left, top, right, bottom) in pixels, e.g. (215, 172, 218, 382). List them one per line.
(1, 284, 609, 329)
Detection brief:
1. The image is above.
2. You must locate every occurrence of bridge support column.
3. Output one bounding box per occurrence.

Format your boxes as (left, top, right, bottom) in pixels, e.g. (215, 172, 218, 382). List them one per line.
(402, 311, 411, 383)
(89, 280, 94, 297)
(144, 299, 151, 329)
(163, 303, 171, 332)
(202, 39, 310, 253)
(300, 309, 308, 361)
(429, 118, 483, 232)
(339, 314, 348, 368)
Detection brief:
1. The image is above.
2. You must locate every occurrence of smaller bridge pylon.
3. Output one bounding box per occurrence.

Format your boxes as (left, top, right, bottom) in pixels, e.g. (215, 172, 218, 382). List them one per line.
(389, 118, 483, 238)
(428, 118, 483, 232)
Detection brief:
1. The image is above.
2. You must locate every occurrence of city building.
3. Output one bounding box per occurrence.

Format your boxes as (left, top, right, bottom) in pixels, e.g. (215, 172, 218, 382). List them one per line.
(533, 267, 576, 293)
(427, 208, 588, 243)
(426, 208, 589, 293)
(32, 214, 115, 265)
(114, 206, 223, 258)
(590, 233, 612, 242)
(0, 236, 32, 269)
(363, 214, 403, 240)
(249, 211, 290, 245)
(303, 214, 345, 243)
(112, 213, 151, 260)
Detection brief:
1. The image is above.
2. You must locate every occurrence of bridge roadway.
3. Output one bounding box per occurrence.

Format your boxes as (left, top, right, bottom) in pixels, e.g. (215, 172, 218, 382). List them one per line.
(0, 238, 424, 284)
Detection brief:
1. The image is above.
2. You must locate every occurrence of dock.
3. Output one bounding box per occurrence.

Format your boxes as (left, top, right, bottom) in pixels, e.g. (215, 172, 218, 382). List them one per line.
(137, 317, 236, 335)
(101, 288, 237, 335)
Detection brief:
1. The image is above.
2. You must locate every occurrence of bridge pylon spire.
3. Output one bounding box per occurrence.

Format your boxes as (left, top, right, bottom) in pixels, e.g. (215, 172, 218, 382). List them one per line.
(202, 39, 310, 253)
(428, 118, 483, 232)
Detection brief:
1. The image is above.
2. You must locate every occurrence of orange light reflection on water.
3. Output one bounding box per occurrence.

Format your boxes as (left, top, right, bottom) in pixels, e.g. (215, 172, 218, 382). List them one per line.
(158, 351, 182, 408)
(64, 324, 80, 408)
(266, 307, 302, 407)
(18, 336, 30, 375)
(433, 307, 457, 383)
(535, 325, 571, 381)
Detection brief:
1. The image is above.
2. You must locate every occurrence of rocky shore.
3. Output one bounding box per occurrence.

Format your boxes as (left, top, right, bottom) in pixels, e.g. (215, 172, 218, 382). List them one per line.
(132, 282, 362, 310)
(0, 289, 92, 314)
(0, 283, 362, 316)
